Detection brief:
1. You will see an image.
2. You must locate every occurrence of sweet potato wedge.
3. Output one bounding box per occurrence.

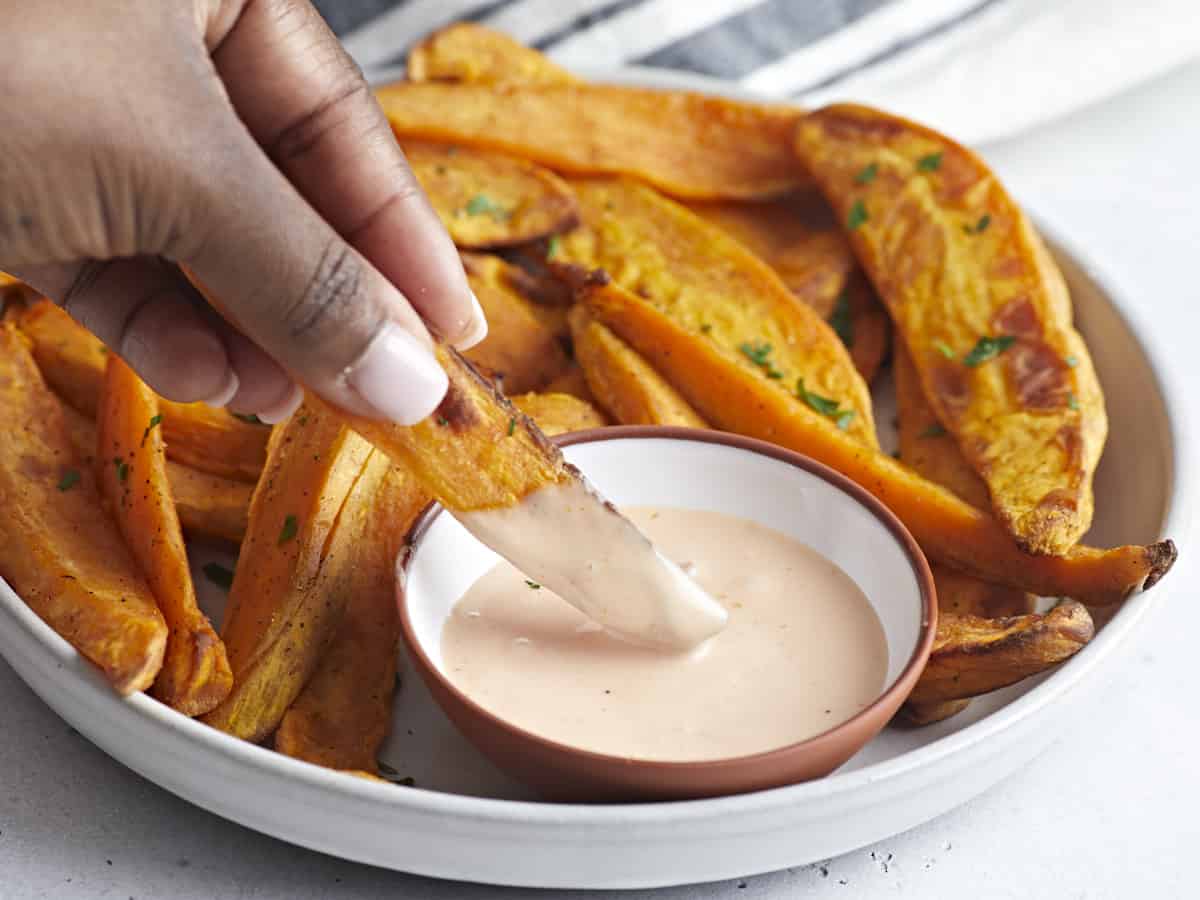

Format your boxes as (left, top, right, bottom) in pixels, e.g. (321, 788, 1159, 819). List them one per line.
(331, 345, 573, 513)
(459, 252, 570, 393)
(569, 306, 707, 428)
(59, 403, 251, 543)
(554, 177, 876, 444)
(407, 22, 576, 85)
(14, 300, 269, 482)
(511, 391, 608, 435)
(580, 279, 1175, 602)
(203, 403, 374, 741)
(275, 455, 425, 771)
(377, 82, 806, 200)
(0, 325, 166, 694)
(898, 699, 971, 726)
(541, 364, 596, 405)
(404, 140, 579, 249)
(796, 104, 1107, 554)
(687, 193, 890, 382)
(907, 601, 1094, 704)
(96, 357, 232, 715)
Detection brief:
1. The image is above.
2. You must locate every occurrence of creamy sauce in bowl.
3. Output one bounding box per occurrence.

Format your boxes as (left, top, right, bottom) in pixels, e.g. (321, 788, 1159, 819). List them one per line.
(441, 507, 889, 762)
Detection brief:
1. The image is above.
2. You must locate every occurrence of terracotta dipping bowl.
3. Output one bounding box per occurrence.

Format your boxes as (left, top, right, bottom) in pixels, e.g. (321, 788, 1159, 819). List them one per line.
(397, 428, 937, 802)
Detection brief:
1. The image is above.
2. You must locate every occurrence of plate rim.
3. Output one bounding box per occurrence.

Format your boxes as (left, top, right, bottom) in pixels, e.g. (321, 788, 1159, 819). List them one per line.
(0, 66, 1193, 835)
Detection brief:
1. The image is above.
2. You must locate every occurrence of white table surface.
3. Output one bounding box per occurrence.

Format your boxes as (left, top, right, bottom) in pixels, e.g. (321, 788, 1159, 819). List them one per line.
(3, 61, 1198, 900)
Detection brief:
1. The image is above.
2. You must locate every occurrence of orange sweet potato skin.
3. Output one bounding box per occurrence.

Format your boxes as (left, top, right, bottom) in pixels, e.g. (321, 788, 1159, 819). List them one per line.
(15, 300, 269, 482)
(581, 279, 1174, 603)
(96, 357, 232, 715)
(796, 104, 1106, 554)
(407, 22, 577, 85)
(0, 325, 166, 694)
(378, 81, 807, 200)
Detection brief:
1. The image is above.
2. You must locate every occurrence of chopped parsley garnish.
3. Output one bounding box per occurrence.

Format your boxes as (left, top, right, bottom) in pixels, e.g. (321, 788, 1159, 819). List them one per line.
(963, 335, 1016, 367)
(436, 416, 449, 427)
(113, 457, 129, 484)
(854, 163, 878, 184)
(545, 235, 560, 258)
(140, 413, 163, 446)
(796, 378, 854, 430)
(232, 413, 264, 425)
(57, 469, 81, 492)
(278, 514, 298, 546)
(464, 193, 507, 219)
(202, 563, 234, 591)
(1065, 355, 1080, 368)
(828, 290, 854, 347)
(963, 213, 991, 235)
(916, 152, 943, 172)
(739, 341, 784, 379)
(507, 416, 516, 436)
(525, 580, 541, 590)
(847, 200, 868, 230)
(934, 340, 956, 360)
(1067, 393, 1080, 410)
(920, 423, 948, 438)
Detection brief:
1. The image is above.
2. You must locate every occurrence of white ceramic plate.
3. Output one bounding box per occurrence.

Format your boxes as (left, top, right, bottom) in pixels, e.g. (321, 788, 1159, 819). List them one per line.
(0, 70, 1191, 890)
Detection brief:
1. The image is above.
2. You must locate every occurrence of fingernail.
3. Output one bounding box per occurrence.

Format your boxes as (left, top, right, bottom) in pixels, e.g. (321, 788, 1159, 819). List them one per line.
(203, 368, 240, 409)
(256, 383, 304, 425)
(346, 323, 448, 424)
(454, 290, 489, 350)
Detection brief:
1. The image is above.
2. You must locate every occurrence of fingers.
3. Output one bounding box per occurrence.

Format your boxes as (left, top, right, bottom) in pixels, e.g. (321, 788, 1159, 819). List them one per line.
(208, 0, 486, 348)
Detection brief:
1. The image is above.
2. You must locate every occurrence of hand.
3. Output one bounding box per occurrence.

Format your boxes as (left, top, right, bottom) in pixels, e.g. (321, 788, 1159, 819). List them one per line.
(0, 0, 485, 423)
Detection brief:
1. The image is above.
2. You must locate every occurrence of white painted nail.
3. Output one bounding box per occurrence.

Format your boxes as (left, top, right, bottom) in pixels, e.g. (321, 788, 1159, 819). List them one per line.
(203, 368, 240, 409)
(256, 383, 304, 425)
(346, 323, 448, 424)
(454, 289, 489, 350)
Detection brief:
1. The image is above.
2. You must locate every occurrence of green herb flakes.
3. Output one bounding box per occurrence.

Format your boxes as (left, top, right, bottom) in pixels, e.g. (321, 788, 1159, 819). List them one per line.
(738, 341, 784, 379)
(546, 235, 560, 258)
(828, 290, 854, 347)
(278, 514, 298, 546)
(847, 200, 868, 230)
(113, 457, 129, 484)
(465, 194, 507, 219)
(525, 579, 542, 590)
(140, 413, 163, 446)
(963, 335, 1016, 367)
(796, 378, 843, 419)
(934, 340, 956, 360)
(57, 469, 81, 492)
(855, 163, 878, 184)
(963, 213, 991, 235)
(916, 152, 943, 172)
(835, 410, 857, 431)
(1067, 393, 1080, 411)
(1065, 355, 1080, 368)
(507, 417, 516, 436)
(232, 413, 264, 425)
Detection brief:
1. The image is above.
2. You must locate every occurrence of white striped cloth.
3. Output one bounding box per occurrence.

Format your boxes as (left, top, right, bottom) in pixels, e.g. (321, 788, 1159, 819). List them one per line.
(318, 0, 1200, 145)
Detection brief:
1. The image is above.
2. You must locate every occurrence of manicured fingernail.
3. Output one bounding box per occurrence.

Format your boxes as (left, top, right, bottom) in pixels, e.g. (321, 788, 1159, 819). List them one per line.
(346, 323, 448, 424)
(454, 290, 489, 350)
(203, 368, 240, 409)
(256, 383, 304, 425)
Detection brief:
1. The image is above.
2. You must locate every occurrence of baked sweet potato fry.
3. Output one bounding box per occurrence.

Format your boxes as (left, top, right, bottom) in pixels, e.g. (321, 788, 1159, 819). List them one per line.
(796, 104, 1106, 554)
(898, 699, 971, 726)
(203, 403, 373, 741)
(459, 252, 571, 393)
(377, 82, 806, 200)
(404, 140, 579, 248)
(581, 279, 1175, 602)
(0, 325, 166, 694)
(687, 193, 890, 382)
(511, 391, 608, 434)
(96, 357, 232, 715)
(275, 455, 425, 771)
(555, 177, 876, 444)
(542, 364, 597, 405)
(15, 300, 269, 482)
(570, 306, 708, 428)
(907, 601, 1094, 704)
(407, 22, 576, 85)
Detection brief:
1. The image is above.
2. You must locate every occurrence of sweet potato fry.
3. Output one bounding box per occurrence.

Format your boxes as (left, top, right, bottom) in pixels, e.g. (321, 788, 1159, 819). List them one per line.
(407, 22, 576, 85)
(511, 391, 608, 434)
(58, 402, 251, 543)
(459, 251, 571, 393)
(275, 455, 426, 771)
(542, 364, 597, 406)
(96, 357, 232, 715)
(687, 193, 890, 382)
(377, 81, 806, 200)
(907, 601, 1094, 704)
(0, 325, 166, 694)
(404, 140, 579, 248)
(898, 699, 970, 726)
(581, 279, 1176, 602)
(14, 300, 269, 482)
(554, 177, 876, 444)
(570, 306, 707, 428)
(796, 104, 1107, 554)
(203, 403, 374, 741)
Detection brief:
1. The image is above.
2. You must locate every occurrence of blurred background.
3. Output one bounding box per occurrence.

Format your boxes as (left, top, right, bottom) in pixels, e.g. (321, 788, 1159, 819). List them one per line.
(314, 0, 1199, 145)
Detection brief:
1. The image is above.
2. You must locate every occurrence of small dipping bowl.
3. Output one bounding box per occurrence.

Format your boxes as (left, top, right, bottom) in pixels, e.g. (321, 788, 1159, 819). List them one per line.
(398, 428, 937, 802)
